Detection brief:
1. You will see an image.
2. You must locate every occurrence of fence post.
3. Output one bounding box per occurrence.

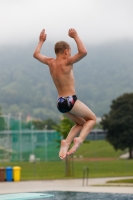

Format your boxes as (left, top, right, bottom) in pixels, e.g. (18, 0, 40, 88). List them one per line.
(31, 125, 34, 154)
(45, 125, 48, 162)
(19, 113, 22, 162)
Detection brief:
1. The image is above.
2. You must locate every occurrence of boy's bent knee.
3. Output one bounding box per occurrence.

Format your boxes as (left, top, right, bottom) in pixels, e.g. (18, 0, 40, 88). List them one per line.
(77, 120, 86, 126)
(92, 114, 97, 124)
(75, 123, 84, 128)
(93, 114, 97, 122)
(86, 114, 96, 124)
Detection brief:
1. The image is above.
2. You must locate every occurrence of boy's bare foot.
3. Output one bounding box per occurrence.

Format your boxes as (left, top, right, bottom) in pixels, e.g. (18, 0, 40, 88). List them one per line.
(59, 140, 70, 159)
(67, 137, 82, 156)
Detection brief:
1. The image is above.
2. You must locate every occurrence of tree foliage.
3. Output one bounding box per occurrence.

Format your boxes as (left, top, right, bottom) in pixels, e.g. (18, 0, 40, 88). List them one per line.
(53, 116, 74, 139)
(0, 107, 7, 130)
(101, 93, 133, 159)
(32, 118, 57, 130)
(53, 115, 74, 176)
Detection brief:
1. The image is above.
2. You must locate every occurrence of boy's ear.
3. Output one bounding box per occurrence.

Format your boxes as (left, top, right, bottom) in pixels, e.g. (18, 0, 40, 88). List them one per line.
(64, 49, 69, 55)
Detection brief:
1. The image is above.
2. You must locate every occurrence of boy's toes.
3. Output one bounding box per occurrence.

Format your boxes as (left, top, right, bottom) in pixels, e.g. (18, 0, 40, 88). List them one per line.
(59, 139, 70, 160)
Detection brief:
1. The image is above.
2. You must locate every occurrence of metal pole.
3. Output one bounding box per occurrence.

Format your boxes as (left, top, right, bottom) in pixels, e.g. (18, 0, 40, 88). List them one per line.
(82, 166, 89, 186)
(86, 167, 89, 186)
(4, 115, 6, 131)
(31, 125, 34, 154)
(19, 113, 22, 162)
(45, 125, 48, 162)
(7, 113, 11, 161)
(8, 113, 11, 131)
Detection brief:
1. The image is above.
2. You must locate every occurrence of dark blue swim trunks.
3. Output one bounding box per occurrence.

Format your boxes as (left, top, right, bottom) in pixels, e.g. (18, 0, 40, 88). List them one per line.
(57, 95, 77, 113)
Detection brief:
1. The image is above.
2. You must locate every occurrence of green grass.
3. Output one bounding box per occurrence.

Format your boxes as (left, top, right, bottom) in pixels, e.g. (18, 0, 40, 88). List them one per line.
(0, 140, 132, 180)
(75, 140, 127, 158)
(107, 179, 133, 184)
(21, 140, 127, 161)
(0, 159, 133, 180)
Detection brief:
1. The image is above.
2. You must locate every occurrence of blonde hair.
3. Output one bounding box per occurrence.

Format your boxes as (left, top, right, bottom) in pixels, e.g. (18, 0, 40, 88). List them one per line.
(54, 41, 70, 54)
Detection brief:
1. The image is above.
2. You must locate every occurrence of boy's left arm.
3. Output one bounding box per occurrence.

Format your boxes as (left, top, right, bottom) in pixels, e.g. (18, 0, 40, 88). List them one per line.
(33, 29, 53, 65)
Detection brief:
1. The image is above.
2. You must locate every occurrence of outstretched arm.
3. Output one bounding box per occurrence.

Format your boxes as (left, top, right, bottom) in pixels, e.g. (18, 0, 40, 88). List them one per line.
(67, 28, 87, 65)
(33, 29, 53, 65)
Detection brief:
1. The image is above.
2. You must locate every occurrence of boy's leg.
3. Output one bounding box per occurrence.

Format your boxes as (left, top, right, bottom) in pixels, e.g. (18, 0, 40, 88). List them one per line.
(65, 112, 86, 143)
(59, 112, 85, 159)
(67, 100, 96, 155)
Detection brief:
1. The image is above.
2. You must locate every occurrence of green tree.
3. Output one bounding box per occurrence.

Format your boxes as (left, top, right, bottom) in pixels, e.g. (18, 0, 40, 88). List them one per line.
(53, 116, 74, 139)
(101, 93, 133, 159)
(32, 120, 45, 130)
(32, 118, 57, 130)
(53, 116, 74, 176)
(45, 118, 57, 130)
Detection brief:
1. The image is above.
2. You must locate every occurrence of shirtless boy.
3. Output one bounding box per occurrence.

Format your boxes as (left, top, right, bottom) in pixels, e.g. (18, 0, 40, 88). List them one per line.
(33, 28, 96, 159)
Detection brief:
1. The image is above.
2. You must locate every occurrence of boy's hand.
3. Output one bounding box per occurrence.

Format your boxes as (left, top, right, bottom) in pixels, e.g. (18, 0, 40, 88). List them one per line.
(68, 28, 78, 39)
(39, 29, 47, 42)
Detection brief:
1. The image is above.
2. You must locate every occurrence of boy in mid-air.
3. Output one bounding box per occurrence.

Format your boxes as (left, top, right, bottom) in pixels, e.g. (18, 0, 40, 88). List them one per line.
(33, 28, 96, 159)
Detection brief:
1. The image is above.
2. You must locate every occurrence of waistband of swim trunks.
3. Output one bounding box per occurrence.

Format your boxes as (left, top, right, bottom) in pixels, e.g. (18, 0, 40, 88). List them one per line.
(57, 95, 77, 100)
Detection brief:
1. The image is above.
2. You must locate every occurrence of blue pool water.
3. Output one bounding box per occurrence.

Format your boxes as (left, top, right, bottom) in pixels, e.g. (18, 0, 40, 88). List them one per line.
(1, 191, 133, 200)
(37, 191, 133, 200)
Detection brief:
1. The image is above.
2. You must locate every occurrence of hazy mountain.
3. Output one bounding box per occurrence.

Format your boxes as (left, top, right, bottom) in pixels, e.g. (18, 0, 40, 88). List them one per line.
(0, 40, 133, 120)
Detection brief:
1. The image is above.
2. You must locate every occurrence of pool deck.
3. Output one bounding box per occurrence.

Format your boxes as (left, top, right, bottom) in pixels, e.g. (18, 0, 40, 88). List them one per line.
(0, 177, 133, 195)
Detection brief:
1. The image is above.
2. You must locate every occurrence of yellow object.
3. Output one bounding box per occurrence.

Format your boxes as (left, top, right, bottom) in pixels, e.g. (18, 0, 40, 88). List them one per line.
(13, 166, 21, 182)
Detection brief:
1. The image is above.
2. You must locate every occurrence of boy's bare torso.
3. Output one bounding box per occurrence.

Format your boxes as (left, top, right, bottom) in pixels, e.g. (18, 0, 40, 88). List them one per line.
(48, 58, 76, 97)
(33, 28, 87, 98)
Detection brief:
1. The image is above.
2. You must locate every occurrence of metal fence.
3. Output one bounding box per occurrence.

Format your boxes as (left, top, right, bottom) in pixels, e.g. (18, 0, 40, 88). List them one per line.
(86, 129, 106, 140)
(0, 130, 61, 162)
(0, 115, 61, 162)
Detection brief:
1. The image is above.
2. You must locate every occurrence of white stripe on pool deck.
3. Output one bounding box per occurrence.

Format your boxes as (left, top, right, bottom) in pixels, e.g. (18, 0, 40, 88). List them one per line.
(0, 193, 54, 200)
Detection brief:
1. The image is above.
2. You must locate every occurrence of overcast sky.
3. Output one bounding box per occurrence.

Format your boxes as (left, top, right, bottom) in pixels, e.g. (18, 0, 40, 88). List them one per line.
(0, 0, 133, 46)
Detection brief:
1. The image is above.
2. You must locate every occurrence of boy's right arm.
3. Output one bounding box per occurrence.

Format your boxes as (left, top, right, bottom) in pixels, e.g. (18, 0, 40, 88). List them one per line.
(67, 29, 87, 65)
(33, 29, 53, 65)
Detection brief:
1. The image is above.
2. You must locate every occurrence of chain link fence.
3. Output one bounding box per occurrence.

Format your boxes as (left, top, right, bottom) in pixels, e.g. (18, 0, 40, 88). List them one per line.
(0, 115, 61, 162)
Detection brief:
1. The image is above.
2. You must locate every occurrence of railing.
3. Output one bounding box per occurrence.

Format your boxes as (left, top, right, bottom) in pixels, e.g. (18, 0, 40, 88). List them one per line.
(82, 166, 89, 186)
